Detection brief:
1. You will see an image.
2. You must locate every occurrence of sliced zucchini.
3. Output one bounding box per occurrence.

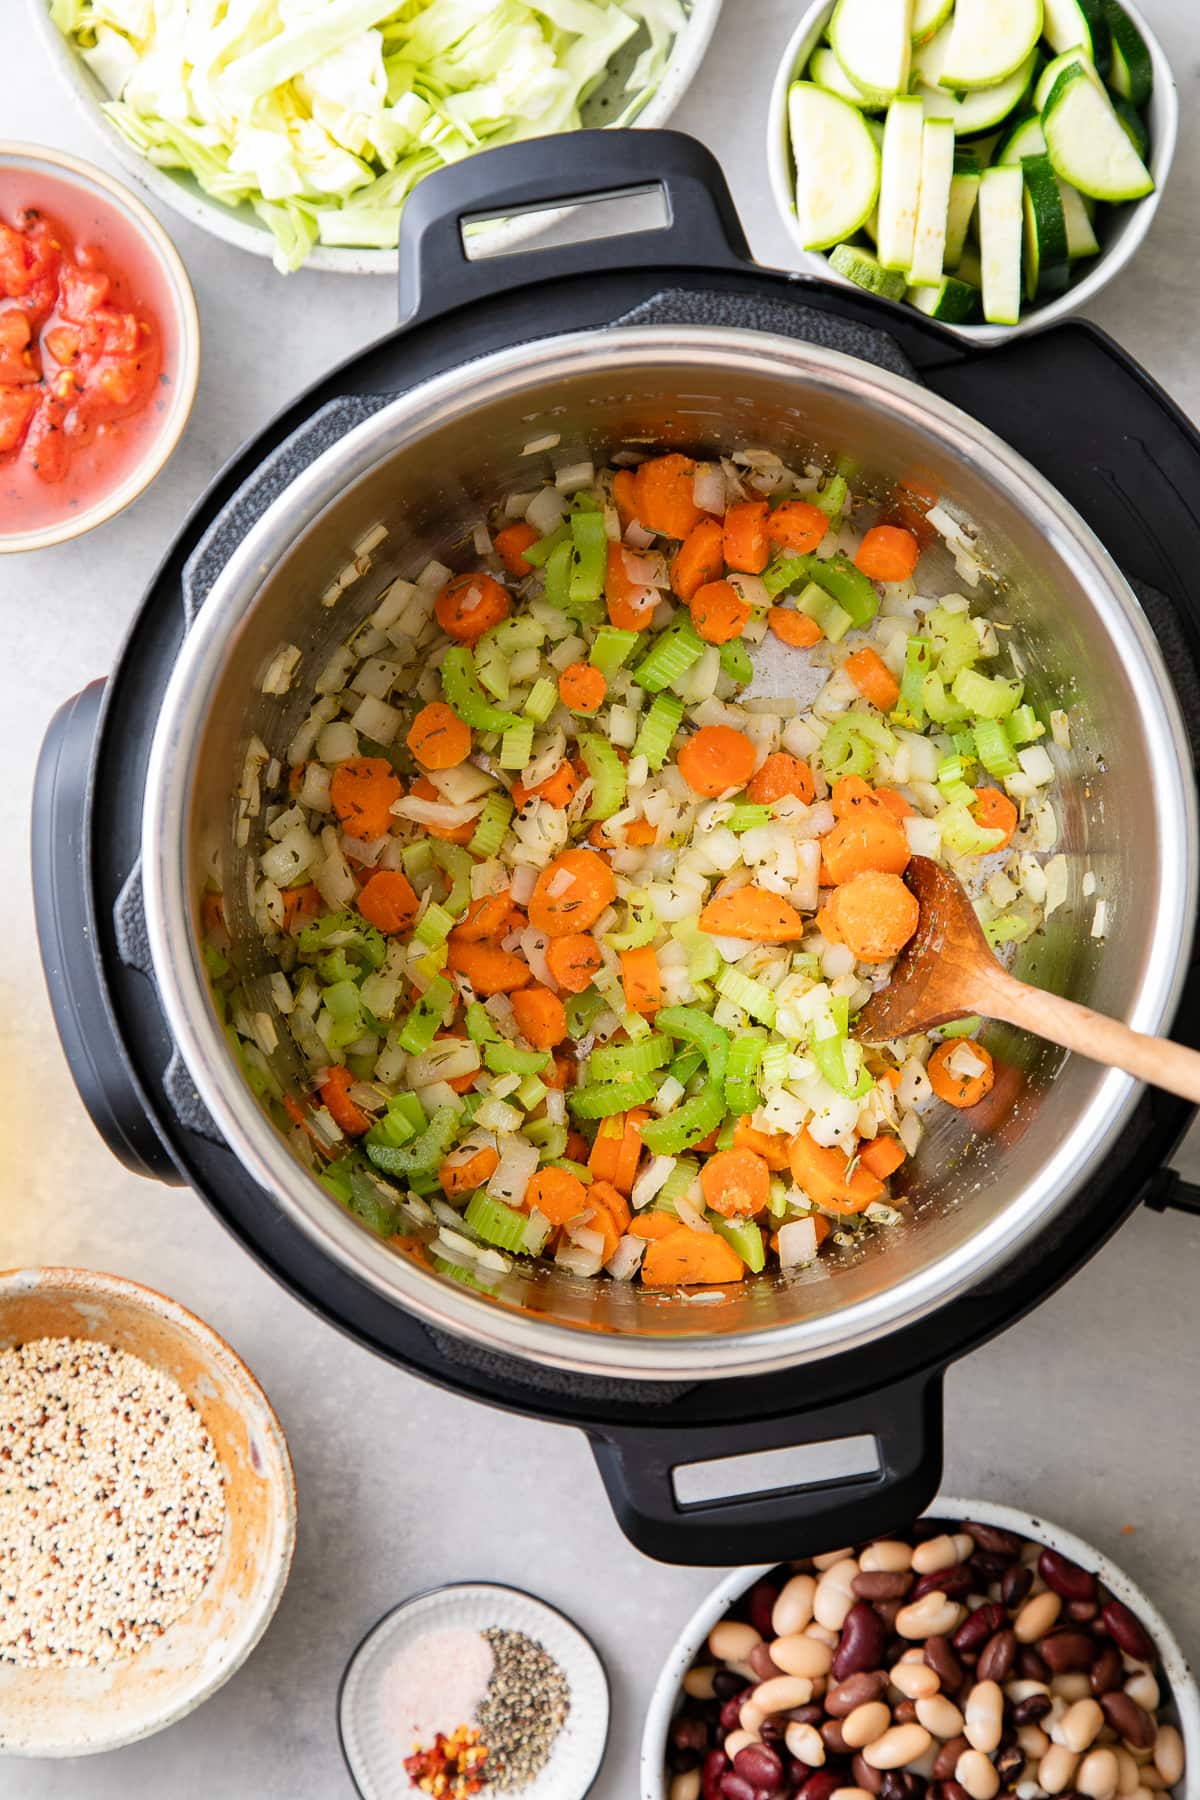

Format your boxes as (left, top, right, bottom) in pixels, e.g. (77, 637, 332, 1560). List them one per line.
(829, 0, 914, 104)
(941, 0, 1043, 90)
(911, 0, 953, 44)
(1113, 94, 1149, 161)
(1103, 0, 1152, 106)
(1021, 153, 1070, 298)
(1057, 177, 1100, 256)
(957, 245, 983, 287)
(945, 166, 982, 268)
(808, 45, 883, 108)
(1043, 0, 1110, 72)
(995, 114, 1047, 164)
(909, 118, 957, 285)
(1034, 48, 1103, 109)
(915, 24, 1039, 134)
(1042, 59, 1153, 200)
(978, 164, 1025, 325)
(788, 83, 882, 250)
(876, 95, 925, 270)
(907, 275, 981, 321)
(829, 242, 908, 300)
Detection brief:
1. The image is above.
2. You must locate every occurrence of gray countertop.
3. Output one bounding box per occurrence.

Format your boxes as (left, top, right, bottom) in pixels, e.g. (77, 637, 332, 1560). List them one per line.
(4, 5, 1200, 1794)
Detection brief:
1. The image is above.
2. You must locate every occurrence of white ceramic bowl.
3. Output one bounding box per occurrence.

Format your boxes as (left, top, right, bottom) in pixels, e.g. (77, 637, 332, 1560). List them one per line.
(766, 0, 1178, 345)
(30, 0, 724, 277)
(640, 1494, 1200, 1798)
(0, 1268, 296, 1756)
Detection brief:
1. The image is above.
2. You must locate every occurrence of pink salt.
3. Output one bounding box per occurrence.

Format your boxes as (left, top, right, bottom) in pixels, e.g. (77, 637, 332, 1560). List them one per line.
(383, 1627, 495, 1758)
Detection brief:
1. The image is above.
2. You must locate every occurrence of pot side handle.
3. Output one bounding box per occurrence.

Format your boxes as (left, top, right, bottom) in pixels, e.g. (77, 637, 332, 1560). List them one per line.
(397, 128, 751, 329)
(587, 1370, 943, 1565)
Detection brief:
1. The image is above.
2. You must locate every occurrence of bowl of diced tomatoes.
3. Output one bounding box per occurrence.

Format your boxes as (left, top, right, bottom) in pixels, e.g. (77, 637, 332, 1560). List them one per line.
(0, 142, 199, 553)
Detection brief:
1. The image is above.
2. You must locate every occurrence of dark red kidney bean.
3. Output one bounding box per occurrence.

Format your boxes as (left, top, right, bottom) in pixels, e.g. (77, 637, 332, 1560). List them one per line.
(820, 1718, 852, 1756)
(1039, 1548, 1097, 1603)
(826, 1670, 888, 1717)
(1089, 1646, 1123, 1697)
(1100, 1690, 1157, 1749)
(969, 1551, 1012, 1582)
(1040, 1631, 1097, 1673)
(876, 1602, 904, 1635)
(833, 1603, 887, 1681)
(880, 1776, 926, 1800)
(913, 1518, 943, 1540)
(1102, 1599, 1156, 1662)
(995, 1745, 1024, 1785)
(976, 1627, 1016, 1683)
(760, 1719, 784, 1746)
(961, 1520, 1022, 1557)
(853, 1570, 913, 1601)
(715, 1670, 747, 1701)
(720, 1693, 754, 1733)
(796, 1775, 841, 1800)
(912, 1564, 974, 1603)
(720, 1775, 757, 1800)
(851, 1754, 884, 1795)
(952, 1602, 1007, 1653)
(1013, 1694, 1052, 1726)
(747, 1581, 780, 1642)
(670, 1747, 704, 1774)
(925, 1636, 964, 1692)
(785, 1704, 824, 1728)
(750, 1643, 784, 1681)
(1017, 1647, 1050, 1682)
(672, 1717, 710, 1752)
(734, 1742, 784, 1790)
(1067, 1600, 1099, 1624)
(1001, 1563, 1033, 1608)
(703, 1747, 731, 1800)
(932, 1736, 970, 1780)
(893, 1698, 918, 1724)
(939, 1787, 971, 1800)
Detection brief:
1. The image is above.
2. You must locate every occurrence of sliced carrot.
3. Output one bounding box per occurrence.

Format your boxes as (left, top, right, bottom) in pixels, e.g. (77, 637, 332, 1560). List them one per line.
(589, 1109, 648, 1195)
(693, 1128, 721, 1154)
(821, 807, 911, 886)
(767, 499, 830, 555)
(605, 539, 658, 632)
(971, 786, 1018, 849)
(545, 933, 603, 994)
(514, 758, 581, 810)
(620, 944, 662, 1016)
(283, 1093, 319, 1143)
(589, 1178, 632, 1235)
(815, 900, 842, 945)
(633, 452, 702, 540)
(844, 645, 901, 713)
(640, 1226, 746, 1287)
(528, 848, 616, 937)
(612, 467, 640, 532)
(319, 1066, 371, 1138)
(282, 883, 321, 935)
(544, 1054, 574, 1091)
(824, 869, 919, 964)
(565, 1130, 591, 1164)
(435, 571, 511, 642)
(831, 774, 880, 819)
(629, 1213, 678, 1241)
(670, 517, 725, 602)
(558, 661, 607, 714)
(858, 1135, 906, 1180)
(330, 757, 403, 840)
(407, 701, 470, 770)
(589, 816, 657, 849)
(511, 984, 568, 1050)
(928, 1038, 996, 1109)
(588, 1115, 622, 1186)
(723, 499, 770, 574)
(854, 525, 920, 584)
(581, 1198, 620, 1265)
(746, 751, 814, 806)
(493, 520, 540, 577)
(525, 1166, 589, 1228)
(677, 724, 757, 797)
(455, 891, 516, 941)
(445, 937, 532, 995)
(356, 869, 420, 935)
(698, 885, 807, 942)
(691, 578, 751, 645)
(439, 1144, 500, 1198)
(787, 1128, 884, 1215)
(768, 606, 823, 649)
(733, 1117, 791, 1171)
(288, 762, 306, 796)
(875, 787, 914, 822)
(411, 776, 476, 845)
(700, 1147, 770, 1218)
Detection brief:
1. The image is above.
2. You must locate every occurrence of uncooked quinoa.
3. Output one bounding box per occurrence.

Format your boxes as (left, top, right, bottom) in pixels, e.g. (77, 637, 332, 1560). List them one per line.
(475, 1626, 571, 1790)
(0, 1337, 225, 1668)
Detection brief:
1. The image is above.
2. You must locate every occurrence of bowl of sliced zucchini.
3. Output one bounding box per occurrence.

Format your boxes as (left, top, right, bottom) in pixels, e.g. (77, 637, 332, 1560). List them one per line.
(766, 0, 1177, 341)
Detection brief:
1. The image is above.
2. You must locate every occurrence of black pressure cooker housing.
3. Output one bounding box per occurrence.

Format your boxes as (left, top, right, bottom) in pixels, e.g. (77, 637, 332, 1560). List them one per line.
(34, 134, 1200, 1564)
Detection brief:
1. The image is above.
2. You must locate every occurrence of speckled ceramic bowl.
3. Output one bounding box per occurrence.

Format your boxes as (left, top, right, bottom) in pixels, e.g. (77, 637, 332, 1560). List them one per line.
(0, 1267, 296, 1757)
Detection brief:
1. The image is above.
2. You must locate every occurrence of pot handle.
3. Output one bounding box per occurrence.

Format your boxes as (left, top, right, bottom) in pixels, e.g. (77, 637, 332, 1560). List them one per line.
(32, 681, 183, 1184)
(587, 1370, 943, 1565)
(398, 129, 751, 328)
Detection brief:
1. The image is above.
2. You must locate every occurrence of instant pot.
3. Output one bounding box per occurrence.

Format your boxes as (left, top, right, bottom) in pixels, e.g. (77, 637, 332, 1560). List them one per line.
(34, 133, 1200, 1564)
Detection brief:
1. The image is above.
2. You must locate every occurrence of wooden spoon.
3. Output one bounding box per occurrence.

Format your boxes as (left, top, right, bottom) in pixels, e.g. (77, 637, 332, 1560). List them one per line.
(854, 855, 1200, 1104)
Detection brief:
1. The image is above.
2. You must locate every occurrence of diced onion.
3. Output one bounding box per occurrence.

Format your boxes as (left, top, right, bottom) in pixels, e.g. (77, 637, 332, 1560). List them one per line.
(778, 1217, 818, 1268)
(606, 1237, 645, 1280)
(693, 463, 726, 515)
(487, 1137, 539, 1209)
(526, 486, 568, 534)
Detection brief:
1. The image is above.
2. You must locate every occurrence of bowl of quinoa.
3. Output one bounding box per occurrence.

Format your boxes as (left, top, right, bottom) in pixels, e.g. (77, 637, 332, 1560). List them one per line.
(0, 1266, 296, 1756)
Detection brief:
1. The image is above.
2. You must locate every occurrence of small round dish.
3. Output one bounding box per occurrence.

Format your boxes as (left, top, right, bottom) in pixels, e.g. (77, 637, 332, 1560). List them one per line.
(0, 1267, 295, 1757)
(765, 0, 1178, 345)
(0, 142, 199, 553)
(338, 1581, 610, 1799)
(640, 1494, 1200, 1798)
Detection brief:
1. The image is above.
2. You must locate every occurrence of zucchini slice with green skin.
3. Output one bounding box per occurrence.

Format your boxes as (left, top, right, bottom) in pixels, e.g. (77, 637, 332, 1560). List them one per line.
(1058, 176, 1101, 256)
(829, 243, 908, 301)
(1034, 47, 1104, 109)
(945, 163, 982, 268)
(978, 164, 1025, 325)
(1042, 60, 1153, 200)
(1021, 153, 1071, 298)
(808, 45, 883, 108)
(995, 114, 1047, 164)
(1043, 0, 1111, 72)
(1113, 94, 1149, 161)
(907, 275, 981, 322)
(876, 95, 925, 270)
(1103, 0, 1152, 105)
(788, 82, 882, 250)
(941, 0, 1044, 90)
(909, 118, 957, 286)
(957, 245, 983, 287)
(915, 25, 1038, 134)
(829, 0, 914, 104)
(911, 0, 953, 44)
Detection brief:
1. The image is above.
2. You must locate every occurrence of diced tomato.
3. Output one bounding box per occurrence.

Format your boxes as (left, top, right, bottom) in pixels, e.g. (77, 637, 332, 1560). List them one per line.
(59, 263, 110, 321)
(43, 324, 80, 364)
(0, 386, 36, 453)
(24, 393, 70, 482)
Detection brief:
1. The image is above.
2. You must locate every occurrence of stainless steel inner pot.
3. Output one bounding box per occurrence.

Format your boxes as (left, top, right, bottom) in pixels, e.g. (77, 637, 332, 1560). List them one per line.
(142, 327, 1196, 1380)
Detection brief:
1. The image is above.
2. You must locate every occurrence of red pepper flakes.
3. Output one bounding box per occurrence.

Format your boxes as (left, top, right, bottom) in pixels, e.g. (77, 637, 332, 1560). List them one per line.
(403, 1723, 490, 1797)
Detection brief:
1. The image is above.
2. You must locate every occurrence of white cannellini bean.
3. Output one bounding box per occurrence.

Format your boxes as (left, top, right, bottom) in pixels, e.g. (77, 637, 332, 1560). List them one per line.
(739, 1701, 765, 1734)
(752, 1676, 813, 1715)
(1055, 1672, 1094, 1703)
(670, 1773, 701, 1800)
(722, 1728, 759, 1760)
(786, 1720, 826, 1766)
(912, 1532, 973, 1574)
(813, 1545, 855, 1570)
(682, 1665, 716, 1699)
(1125, 1671, 1160, 1712)
(772, 1573, 817, 1637)
(1154, 1724, 1184, 1785)
(829, 1790, 875, 1800)
(708, 1621, 761, 1663)
(956, 1748, 1001, 1800)
(1077, 1747, 1120, 1799)
(1040, 1744, 1081, 1794)
(770, 1634, 833, 1679)
(965, 1679, 1004, 1753)
(1015, 1590, 1063, 1642)
(895, 1592, 967, 1639)
(1114, 1748, 1141, 1794)
(890, 1661, 941, 1699)
(1007, 1680, 1052, 1704)
(1018, 1723, 1052, 1758)
(1061, 1698, 1105, 1753)
(842, 1701, 891, 1748)
(861, 1723, 932, 1769)
(806, 1622, 840, 1648)
(916, 1694, 964, 1738)
(813, 1559, 860, 1631)
(860, 1540, 913, 1574)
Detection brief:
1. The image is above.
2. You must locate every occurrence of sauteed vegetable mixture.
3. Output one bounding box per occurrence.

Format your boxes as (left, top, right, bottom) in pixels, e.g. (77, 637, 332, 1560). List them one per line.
(205, 447, 1069, 1288)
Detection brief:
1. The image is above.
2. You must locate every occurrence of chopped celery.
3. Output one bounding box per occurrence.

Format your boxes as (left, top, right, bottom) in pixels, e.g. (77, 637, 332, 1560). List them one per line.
(368, 1093, 426, 1148)
(655, 1156, 699, 1208)
(803, 554, 878, 628)
(922, 670, 969, 726)
(936, 1015, 983, 1037)
(719, 638, 754, 684)
(605, 903, 658, 951)
(973, 716, 1019, 777)
(710, 1214, 766, 1273)
(715, 965, 777, 1028)
(797, 581, 853, 643)
(543, 538, 573, 608)
(589, 626, 639, 674)
(639, 1081, 725, 1155)
(568, 1073, 658, 1119)
(402, 840, 434, 879)
(1005, 703, 1045, 745)
(430, 841, 473, 916)
(671, 923, 721, 985)
(414, 902, 455, 949)
(952, 666, 1022, 719)
(763, 554, 812, 598)
(939, 801, 1006, 857)
(820, 712, 895, 780)
(468, 791, 514, 857)
(473, 639, 510, 703)
(203, 943, 229, 979)
(366, 1104, 458, 1177)
(440, 646, 520, 732)
(633, 616, 705, 692)
(927, 606, 981, 676)
(484, 1042, 549, 1076)
(323, 978, 363, 1021)
(298, 913, 386, 968)
(655, 1006, 731, 1087)
(564, 986, 605, 1039)
(951, 730, 976, 761)
(568, 508, 608, 608)
(813, 473, 849, 521)
(759, 1041, 790, 1089)
(986, 912, 1034, 946)
(500, 718, 534, 769)
(669, 1047, 705, 1087)
(347, 1168, 404, 1236)
(724, 1032, 765, 1116)
(938, 753, 972, 789)
(894, 638, 934, 729)
(397, 976, 455, 1054)
(318, 1153, 357, 1204)
(580, 734, 627, 820)
(515, 1074, 547, 1111)
(464, 1190, 532, 1254)
(727, 804, 773, 832)
(522, 676, 559, 724)
(485, 616, 545, 656)
(633, 692, 684, 770)
(811, 1030, 872, 1099)
(589, 1034, 672, 1082)
(520, 521, 570, 567)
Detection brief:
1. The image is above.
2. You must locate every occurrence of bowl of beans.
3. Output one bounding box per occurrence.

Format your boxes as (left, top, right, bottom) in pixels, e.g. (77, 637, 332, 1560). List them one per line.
(0, 1267, 296, 1756)
(641, 1498, 1198, 1800)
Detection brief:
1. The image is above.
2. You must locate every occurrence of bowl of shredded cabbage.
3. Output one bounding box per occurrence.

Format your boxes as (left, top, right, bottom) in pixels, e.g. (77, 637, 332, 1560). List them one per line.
(35, 0, 723, 275)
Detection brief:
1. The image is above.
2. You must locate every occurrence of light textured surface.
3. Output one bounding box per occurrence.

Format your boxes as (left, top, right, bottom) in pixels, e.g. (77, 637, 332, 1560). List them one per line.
(3, 3, 1200, 1793)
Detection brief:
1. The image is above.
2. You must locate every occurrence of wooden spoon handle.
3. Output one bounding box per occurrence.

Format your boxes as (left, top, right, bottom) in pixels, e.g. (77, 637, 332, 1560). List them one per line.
(986, 968, 1200, 1105)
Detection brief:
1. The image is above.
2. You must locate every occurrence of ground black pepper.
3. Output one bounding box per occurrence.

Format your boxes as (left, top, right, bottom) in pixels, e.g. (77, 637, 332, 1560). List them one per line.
(474, 1626, 570, 1790)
